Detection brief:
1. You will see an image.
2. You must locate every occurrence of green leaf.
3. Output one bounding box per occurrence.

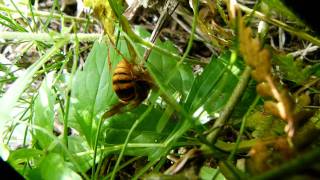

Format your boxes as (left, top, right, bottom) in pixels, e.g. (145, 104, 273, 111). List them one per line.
(69, 41, 118, 147)
(246, 111, 285, 138)
(135, 26, 194, 98)
(262, 0, 302, 24)
(219, 161, 247, 180)
(102, 105, 175, 157)
(68, 136, 92, 172)
(8, 148, 44, 173)
(33, 72, 56, 149)
(148, 41, 194, 97)
(273, 55, 319, 85)
(204, 65, 238, 114)
(230, 81, 257, 119)
(0, 12, 27, 32)
(27, 153, 81, 180)
(185, 52, 236, 114)
(199, 166, 225, 180)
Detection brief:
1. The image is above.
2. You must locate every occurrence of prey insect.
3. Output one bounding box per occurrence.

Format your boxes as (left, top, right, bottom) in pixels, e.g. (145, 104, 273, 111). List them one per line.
(102, 39, 153, 119)
(102, 0, 179, 119)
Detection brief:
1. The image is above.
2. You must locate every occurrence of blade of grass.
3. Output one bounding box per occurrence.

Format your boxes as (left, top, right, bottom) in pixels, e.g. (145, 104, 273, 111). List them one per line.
(43, 0, 61, 31)
(0, 32, 101, 42)
(0, 4, 88, 22)
(109, 105, 154, 180)
(28, 0, 37, 32)
(0, 40, 68, 131)
(9, 0, 32, 31)
(252, 147, 320, 180)
(206, 66, 252, 144)
(238, 3, 320, 46)
(16, 120, 90, 180)
(0, 13, 27, 32)
(227, 95, 259, 161)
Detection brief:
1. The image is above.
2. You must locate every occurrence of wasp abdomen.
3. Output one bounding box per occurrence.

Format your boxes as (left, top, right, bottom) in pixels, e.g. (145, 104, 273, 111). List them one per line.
(112, 60, 136, 103)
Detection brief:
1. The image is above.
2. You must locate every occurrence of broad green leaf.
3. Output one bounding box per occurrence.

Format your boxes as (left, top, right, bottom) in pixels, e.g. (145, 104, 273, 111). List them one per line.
(230, 81, 257, 119)
(246, 111, 285, 138)
(135, 26, 194, 136)
(148, 41, 194, 97)
(33, 72, 56, 149)
(184, 52, 234, 114)
(262, 0, 302, 24)
(101, 105, 175, 157)
(219, 161, 247, 180)
(27, 153, 81, 180)
(68, 136, 92, 173)
(69, 40, 117, 147)
(136, 26, 194, 97)
(204, 65, 238, 114)
(200, 166, 225, 180)
(273, 55, 320, 85)
(8, 148, 44, 173)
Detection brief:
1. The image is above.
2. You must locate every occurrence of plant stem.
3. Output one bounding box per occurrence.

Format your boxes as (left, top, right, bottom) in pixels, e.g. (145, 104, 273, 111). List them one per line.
(0, 32, 101, 43)
(110, 106, 154, 180)
(0, 4, 88, 22)
(238, 3, 320, 46)
(227, 95, 260, 161)
(253, 148, 320, 180)
(207, 66, 252, 144)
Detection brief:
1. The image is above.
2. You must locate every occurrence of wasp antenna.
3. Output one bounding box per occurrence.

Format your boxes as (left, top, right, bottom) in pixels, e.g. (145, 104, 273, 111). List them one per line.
(143, 1, 179, 62)
(107, 47, 112, 73)
(106, 33, 129, 62)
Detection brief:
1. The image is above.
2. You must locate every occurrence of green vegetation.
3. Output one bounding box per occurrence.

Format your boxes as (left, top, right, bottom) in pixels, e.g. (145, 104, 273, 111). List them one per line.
(1, 0, 320, 179)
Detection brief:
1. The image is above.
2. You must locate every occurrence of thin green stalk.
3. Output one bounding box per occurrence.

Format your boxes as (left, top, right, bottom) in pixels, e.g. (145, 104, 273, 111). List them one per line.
(9, 0, 31, 31)
(110, 106, 154, 180)
(94, 151, 106, 179)
(227, 95, 260, 161)
(0, 40, 68, 125)
(104, 156, 141, 179)
(4, 97, 32, 145)
(0, 4, 88, 22)
(178, 0, 199, 64)
(28, 0, 37, 32)
(92, 115, 104, 180)
(78, 143, 166, 157)
(16, 121, 90, 180)
(24, 95, 37, 147)
(252, 148, 320, 180)
(216, 0, 228, 25)
(207, 66, 252, 144)
(62, 25, 80, 148)
(122, 31, 206, 65)
(0, 32, 101, 43)
(43, 0, 59, 31)
(63, 95, 70, 147)
(0, 12, 27, 32)
(145, 0, 199, 146)
(132, 158, 160, 180)
(238, 3, 320, 46)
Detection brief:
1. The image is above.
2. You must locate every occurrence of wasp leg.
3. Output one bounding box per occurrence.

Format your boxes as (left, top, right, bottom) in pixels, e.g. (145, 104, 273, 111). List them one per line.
(102, 102, 127, 120)
(102, 101, 141, 121)
(107, 46, 112, 73)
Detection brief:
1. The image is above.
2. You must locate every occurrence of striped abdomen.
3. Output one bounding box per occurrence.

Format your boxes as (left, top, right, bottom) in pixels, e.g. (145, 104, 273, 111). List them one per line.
(112, 60, 136, 103)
